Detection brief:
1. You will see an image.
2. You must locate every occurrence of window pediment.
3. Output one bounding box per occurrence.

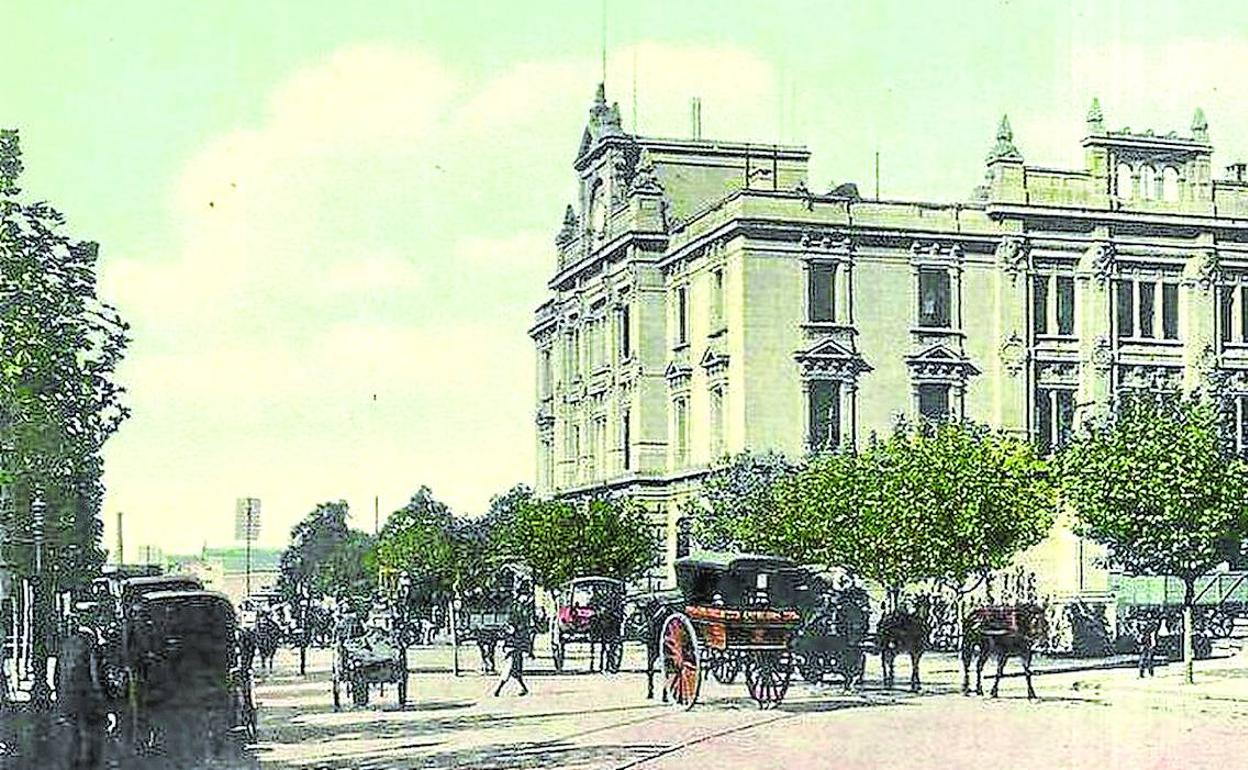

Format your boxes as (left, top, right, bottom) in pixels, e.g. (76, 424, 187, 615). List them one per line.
(906, 344, 980, 382)
(795, 338, 871, 381)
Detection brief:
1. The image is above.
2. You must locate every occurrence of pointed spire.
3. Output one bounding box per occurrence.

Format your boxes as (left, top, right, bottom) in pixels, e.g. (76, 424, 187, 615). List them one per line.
(986, 114, 1023, 163)
(1086, 97, 1104, 133)
(556, 204, 578, 246)
(589, 82, 610, 127)
(1192, 107, 1209, 141)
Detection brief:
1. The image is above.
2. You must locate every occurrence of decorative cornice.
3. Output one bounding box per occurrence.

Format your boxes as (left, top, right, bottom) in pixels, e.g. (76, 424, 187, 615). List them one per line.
(905, 344, 980, 382)
(794, 337, 871, 382)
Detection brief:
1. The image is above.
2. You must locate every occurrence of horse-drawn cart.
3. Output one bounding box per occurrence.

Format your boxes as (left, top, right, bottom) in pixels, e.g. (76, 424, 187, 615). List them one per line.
(551, 576, 626, 673)
(332, 618, 407, 709)
(652, 553, 807, 709)
(788, 566, 871, 686)
(455, 563, 534, 673)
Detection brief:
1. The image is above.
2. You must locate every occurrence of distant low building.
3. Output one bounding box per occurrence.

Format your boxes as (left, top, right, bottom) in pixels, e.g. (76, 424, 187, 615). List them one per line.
(167, 546, 282, 605)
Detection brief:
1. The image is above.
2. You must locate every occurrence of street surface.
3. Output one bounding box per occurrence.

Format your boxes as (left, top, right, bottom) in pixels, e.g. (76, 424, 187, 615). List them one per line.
(251, 642, 1248, 770)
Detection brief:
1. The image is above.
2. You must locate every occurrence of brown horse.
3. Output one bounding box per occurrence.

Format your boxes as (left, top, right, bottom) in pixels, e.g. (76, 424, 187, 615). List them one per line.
(960, 604, 1047, 699)
(877, 596, 930, 692)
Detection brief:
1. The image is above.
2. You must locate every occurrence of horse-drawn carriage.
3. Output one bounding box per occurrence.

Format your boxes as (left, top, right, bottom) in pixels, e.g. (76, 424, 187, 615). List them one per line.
(550, 576, 626, 673)
(60, 583, 255, 763)
(648, 553, 807, 709)
(455, 563, 534, 673)
(331, 607, 408, 709)
(788, 566, 872, 687)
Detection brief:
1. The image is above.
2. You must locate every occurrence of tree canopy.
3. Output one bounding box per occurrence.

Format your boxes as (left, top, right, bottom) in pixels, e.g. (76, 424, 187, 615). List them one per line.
(1059, 393, 1248, 589)
(688, 424, 1055, 598)
(277, 500, 377, 599)
(496, 493, 659, 588)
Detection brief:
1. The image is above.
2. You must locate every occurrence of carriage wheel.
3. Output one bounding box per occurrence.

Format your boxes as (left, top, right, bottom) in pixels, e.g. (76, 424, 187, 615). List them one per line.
(552, 632, 566, 672)
(745, 652, 792, 709)
(661, 613, 701, 709)
(604, 640, 624, 673)
(710, 652, 741, 684)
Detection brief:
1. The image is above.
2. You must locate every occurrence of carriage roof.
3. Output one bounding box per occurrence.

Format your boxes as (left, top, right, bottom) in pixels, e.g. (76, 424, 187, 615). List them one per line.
(675, 553, 797, 575)
(563, 575, 624, 588)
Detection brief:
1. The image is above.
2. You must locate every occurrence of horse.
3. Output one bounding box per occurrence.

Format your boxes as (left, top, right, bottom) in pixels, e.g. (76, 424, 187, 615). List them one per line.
(878, 595, 931, 692)
(255, 613, 281, 671)
(960, 604, 1047, 699)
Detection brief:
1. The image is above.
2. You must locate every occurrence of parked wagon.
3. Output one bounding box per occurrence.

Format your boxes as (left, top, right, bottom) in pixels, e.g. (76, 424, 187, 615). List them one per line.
(551, 576, 626, 673)
(650, 553, 807, 709)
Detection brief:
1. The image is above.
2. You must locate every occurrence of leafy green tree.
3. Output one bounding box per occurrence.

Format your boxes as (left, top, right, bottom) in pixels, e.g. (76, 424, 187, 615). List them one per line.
(277, 500, 376, 600)
(766, 421, 1053, 609)
(1, 130, 129, 706)
(684, 451, 800, 551)
(498, 494, 659, 588)
(1059, 393, 1248, 682)
(375, 486, 461, 595)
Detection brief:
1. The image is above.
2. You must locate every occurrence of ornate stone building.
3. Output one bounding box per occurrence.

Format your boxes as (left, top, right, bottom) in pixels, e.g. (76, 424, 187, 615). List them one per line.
(529, 86, 1248, 594)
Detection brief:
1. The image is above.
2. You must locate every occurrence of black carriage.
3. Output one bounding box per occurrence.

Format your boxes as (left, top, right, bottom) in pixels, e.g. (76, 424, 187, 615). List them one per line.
(455, 563, 534, 673)
(788, 566, 872, 686)
(656, 553, 806, 709)
(550, 576, 625, 673)
(122, 590, 254, 757)
(331, 608, 408, 709)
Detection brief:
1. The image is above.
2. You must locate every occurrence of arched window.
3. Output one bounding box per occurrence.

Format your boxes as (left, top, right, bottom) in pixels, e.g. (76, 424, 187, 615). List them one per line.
(1139, 165, 1156, 200)
(1117, 163, 1134, 199)
(1162, 166, 1180, 202)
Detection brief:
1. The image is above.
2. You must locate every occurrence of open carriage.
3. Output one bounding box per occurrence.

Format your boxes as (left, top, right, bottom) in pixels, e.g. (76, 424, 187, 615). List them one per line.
(551, 576, 626, 673)
(331, 606, 407, 710)
(655, 553, 806, 709)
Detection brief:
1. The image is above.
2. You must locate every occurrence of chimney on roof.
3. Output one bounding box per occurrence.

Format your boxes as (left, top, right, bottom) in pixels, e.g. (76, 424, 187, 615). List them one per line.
(691, 97, 702, 140)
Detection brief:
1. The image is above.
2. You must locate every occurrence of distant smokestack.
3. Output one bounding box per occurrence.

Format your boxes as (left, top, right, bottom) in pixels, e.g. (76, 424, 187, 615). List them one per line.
(691, 97, 702, 140)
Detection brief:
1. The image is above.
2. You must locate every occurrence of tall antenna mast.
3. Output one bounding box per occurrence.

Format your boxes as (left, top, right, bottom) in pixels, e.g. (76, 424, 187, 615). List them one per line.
(600, 0, 608, 87)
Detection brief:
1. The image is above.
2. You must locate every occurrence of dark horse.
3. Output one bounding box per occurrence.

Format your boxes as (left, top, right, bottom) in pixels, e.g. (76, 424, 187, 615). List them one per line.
(877, 596, 931, 692)
(961, 604, 1047, 699)
(640, 593, 683, 702)
(255, 613, 281, 671)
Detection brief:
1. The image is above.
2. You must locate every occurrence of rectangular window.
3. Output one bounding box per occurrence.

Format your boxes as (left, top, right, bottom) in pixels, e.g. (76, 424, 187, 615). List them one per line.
(917, 383, 949, 422)
(619, 305, 631, 360)
(712, 268, 725, 329)
(1116, 280, 1135, 338)
(710, 387, 725, 458)
(621, 408, 631, 470)
(1036, 388, 1076, 455)
(808, 264, 836, 323)
(1242, 286, 1248, 342)
(1032, 275, 1048, 336)
(1220, 286, 1234, 343)
(1139, 282, 1156, 339)
(540, 349, 552, 397)
(674, 398, 689, 465)
(1162, 283, 1179, 340)
(1056, 276, 1075, 335)
(917, 269, 951, 328)
(808, 381, 841, 451)
(676, 286, 688, 345)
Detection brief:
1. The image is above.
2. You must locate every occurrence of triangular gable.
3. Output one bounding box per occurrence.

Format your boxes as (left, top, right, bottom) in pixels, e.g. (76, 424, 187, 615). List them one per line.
(796, 336, 859, 362)
(905, 344, 981, 378)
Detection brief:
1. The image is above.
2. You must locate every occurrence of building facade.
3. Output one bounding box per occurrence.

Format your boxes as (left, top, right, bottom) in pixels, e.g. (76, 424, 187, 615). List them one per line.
(529, 87, 1248, 597)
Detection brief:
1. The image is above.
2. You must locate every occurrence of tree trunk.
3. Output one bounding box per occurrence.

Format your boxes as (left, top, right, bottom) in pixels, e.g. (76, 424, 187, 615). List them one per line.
(1182, 577, 1195, 685)
(886, 586, 900, 614)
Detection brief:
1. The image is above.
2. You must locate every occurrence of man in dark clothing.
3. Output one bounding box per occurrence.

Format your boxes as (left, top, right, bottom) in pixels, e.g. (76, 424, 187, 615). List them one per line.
(1138, 613, 1160, 677)
(493, 589, 534, 697)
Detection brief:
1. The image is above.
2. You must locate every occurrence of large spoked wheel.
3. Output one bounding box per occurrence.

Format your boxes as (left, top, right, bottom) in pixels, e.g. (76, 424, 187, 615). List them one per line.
(604, 640, 623, 673)
(707, 649, 741, 685)
(661, 613, 701, 710)
(745, 652, 792, 709)
(552, 631, 566, 672)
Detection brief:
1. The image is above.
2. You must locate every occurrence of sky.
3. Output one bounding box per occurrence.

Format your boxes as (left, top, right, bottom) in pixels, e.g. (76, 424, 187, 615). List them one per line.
(4, 0, 1248, 552)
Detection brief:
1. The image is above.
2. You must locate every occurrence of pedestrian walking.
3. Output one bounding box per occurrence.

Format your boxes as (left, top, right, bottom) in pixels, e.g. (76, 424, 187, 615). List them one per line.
(494, 588, 534, 697)
(1138, 612, 1159, 677)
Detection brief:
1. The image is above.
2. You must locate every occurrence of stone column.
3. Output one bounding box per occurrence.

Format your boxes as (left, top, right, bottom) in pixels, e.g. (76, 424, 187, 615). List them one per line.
(991, 238, 1029, 433)
(1182, 244, 1218, 392)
